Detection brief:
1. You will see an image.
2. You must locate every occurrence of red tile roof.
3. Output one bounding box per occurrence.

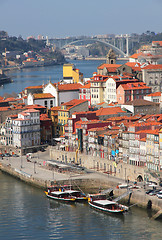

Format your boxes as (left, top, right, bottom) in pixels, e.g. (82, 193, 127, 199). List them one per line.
(40, 114, 51, 121)
(0, 107, 11, 111)
(33, 93, 54, 99)
(142, 64, 162, 70)
(152, 41, 162, 47)
(146, 92, 161, 97)
(121, 82, 151, 90)
(125, 99, 159, 106)
(79, 83, 91, 89)
(54, 83, 83, 91)
(25, 85, 43, 89)
(125, 62, 141, 71)
(129, 52, 142, 59)
(97, 64, 121, 71)
(26, 104, 46, 109)
(61, 99, 87, 108)
(96, 107, 125, 116)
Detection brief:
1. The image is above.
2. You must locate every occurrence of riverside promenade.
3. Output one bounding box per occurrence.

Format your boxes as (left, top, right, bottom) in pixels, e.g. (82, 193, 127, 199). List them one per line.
(0, 147, 162, 218)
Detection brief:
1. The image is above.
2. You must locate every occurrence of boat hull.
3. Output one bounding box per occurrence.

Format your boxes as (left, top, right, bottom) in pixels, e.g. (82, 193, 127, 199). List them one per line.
(45, 191, 76, 202)
(88, 201, 125, 214)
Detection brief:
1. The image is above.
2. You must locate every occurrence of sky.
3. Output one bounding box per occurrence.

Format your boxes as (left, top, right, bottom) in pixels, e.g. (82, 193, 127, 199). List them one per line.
(0, 0, 162, 39)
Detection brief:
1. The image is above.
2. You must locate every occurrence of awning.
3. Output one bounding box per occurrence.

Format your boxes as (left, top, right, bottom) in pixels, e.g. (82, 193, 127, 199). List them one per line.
(60, 145, 65, 148)
(53, 138, 61, 141)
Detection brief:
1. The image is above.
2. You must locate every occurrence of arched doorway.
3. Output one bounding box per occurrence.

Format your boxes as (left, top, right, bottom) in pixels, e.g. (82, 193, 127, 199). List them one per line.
(137, 175, 143, 182)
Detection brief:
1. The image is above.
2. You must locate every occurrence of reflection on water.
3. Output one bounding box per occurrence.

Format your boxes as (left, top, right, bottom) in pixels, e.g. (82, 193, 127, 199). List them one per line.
(0, 173, 162, 240)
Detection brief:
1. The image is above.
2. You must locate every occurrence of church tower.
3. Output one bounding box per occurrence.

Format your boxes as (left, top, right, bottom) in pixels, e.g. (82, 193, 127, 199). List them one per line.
(106, 48, 116, 64)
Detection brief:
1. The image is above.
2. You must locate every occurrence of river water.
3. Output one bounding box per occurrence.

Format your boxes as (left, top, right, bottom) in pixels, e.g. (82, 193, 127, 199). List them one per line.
(0, 60, 104, 96)
(0, 60, 162, 239)
(0, 172, 162, 240)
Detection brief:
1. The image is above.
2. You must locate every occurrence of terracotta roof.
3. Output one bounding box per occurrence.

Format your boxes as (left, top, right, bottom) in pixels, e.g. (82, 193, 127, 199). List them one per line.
(125, 62, 141, 71)
(0, 107, 11, 111)
(61, 99, 87, 109)
(26, 104, 46, 109)
(142, 64, 162, 70)
(96, 107, 125, 116)
(125, 99, 159, 106)
(51, 106, 61, 111)
(146, 92, 161, 97)
(25, 85, 43, 89)
(56, 83, 83, 91)
(40, 114, 51, 121)
(23, 109, 39, 113)
(79, 83, 91, 89)
(8, 114, 18, 118)
(129, 52, 142, 59)
(139, 138, 146, 142)
(33, 93, 54, 99)
(152, 41, 162, 47)
(120, 82, 150, 90)
(97, 64, 121, 71)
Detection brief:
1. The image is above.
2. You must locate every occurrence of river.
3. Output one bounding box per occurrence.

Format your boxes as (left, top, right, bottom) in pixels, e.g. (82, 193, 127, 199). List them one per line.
(0, 172, 162, 240)
(0, 60, 162, 239)
(0, 60, 104, 96)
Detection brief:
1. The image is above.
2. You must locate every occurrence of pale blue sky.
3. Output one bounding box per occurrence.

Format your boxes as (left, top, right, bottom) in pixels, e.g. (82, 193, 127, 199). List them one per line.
(0, 0, 162, 38)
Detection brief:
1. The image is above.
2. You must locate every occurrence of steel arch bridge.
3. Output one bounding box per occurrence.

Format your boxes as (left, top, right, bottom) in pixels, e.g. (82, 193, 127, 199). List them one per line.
(60, 38, 126, 57)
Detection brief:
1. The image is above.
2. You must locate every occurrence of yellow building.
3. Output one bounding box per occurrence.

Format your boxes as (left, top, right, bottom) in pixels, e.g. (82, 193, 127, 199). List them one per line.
(58, 99, 89, 136)
(58, 105, 69, 136)
(49, 106, 61, 137)
(63, 64, 83, 83)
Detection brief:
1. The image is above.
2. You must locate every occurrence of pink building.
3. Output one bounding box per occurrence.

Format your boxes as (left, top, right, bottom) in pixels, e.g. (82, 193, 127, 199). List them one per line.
(117, 82, 151, 104)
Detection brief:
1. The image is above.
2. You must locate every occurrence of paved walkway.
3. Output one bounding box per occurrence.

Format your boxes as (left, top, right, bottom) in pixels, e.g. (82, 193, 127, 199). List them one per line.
(0, 147, 127, 185)
(1, 147, 162, 214)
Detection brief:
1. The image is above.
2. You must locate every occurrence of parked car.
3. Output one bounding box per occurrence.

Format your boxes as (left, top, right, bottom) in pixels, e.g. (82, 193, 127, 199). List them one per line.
(4, 153, 12, 157)
(12, 154, 19, 157)
(156, 192, 162, 199)
(0, 153, 4, 158)
(149, 190, 160, 196)
(40, 148, 45, 152)
(146, 189, 154, 195)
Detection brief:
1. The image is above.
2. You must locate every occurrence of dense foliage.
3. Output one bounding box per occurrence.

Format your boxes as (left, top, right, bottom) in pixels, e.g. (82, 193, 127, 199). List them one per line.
(0, 31, 65, 64)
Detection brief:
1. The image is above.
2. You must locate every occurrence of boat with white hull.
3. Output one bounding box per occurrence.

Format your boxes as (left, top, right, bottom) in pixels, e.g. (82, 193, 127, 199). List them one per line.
(88, 194, 129, 214)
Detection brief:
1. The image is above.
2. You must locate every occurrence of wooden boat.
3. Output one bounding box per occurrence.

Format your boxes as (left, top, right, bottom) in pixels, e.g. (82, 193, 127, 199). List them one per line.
(60, 185, 88, 201)
(45, 190, 76, 202)
(88, 193, 128, 214)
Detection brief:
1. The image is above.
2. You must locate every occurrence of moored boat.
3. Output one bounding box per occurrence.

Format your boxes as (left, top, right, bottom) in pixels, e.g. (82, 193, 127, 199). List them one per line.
(45, 188, 76, 202)
(61, 185, 88, 201)
(88, 193, 128, 214)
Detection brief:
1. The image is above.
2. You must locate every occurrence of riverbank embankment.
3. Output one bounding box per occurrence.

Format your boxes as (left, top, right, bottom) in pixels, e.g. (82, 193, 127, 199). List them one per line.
(0, 148, 162, 219)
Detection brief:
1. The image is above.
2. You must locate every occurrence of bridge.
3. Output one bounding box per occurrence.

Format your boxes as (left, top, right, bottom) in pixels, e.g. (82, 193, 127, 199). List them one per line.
(48, 35, 130, 57)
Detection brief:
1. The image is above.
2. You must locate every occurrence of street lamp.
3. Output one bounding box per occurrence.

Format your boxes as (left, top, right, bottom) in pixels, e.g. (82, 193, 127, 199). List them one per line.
(21, 150, 23, 169)
(34, 161, 36, 174)
(52, 168, 54, 180)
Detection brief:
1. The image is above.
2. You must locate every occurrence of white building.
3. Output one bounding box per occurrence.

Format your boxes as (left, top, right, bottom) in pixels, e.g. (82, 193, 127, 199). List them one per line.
(12, 109, 40, 148)
(27, 93, 55, 109)
(105, 78, 117, 103)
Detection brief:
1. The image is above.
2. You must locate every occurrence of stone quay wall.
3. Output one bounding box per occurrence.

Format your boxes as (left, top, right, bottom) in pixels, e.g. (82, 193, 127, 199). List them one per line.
(50, 148, 146, 183)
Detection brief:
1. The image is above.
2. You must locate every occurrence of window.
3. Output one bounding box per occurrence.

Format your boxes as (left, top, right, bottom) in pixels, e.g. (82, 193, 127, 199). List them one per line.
(50, 100, 53, 108)
(44, 100, 48, 108)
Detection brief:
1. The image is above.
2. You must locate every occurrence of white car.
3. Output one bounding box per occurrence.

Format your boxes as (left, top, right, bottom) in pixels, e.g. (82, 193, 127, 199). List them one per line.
(156, 192, 162, 199)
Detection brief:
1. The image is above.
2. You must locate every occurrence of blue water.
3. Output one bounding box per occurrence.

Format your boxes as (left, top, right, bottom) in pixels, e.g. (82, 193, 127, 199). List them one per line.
(0, 173, 162, 240)
(0, 60, 104, 96)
